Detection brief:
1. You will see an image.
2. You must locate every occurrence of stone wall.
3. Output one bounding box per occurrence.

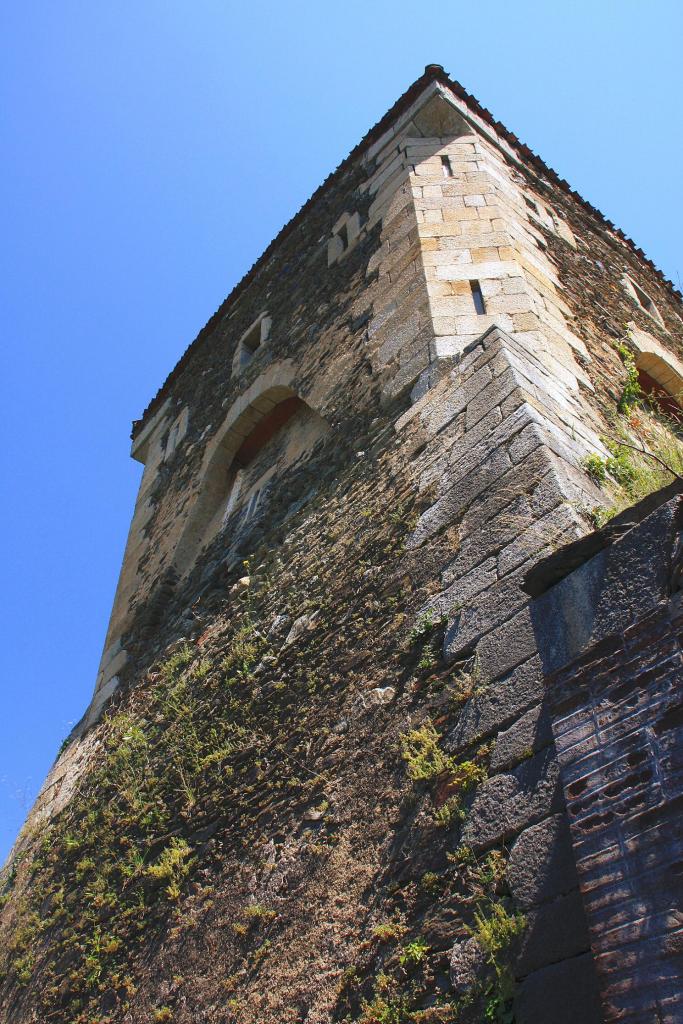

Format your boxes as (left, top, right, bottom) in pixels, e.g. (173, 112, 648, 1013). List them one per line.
(395, 320, 605, 1021)
(3, 65, 683, 1024)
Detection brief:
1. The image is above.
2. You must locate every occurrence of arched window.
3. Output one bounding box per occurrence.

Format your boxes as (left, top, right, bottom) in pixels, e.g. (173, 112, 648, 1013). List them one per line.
(626, 326, 683, 423)
(636, 354, 683, 422)
(173, 387, 329, 574)
(219, 395, 309, 526)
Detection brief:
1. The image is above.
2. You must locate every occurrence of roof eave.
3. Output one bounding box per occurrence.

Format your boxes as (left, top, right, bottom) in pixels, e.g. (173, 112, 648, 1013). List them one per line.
(131, 64, 682, 440)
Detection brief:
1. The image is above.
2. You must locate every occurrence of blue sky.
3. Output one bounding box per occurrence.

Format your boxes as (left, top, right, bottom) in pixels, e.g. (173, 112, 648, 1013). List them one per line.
(1, 0, 681, 863)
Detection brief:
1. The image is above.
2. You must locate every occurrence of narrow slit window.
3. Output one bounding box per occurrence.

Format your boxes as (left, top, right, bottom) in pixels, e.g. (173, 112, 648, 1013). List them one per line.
(633, 282, 658, 317)
(328, 212, 360, 266)
(622, 275, 663, 325)
(441, 155, 454, 178)
(166, 423, 180, 455)
(234, 314, 271, 374)
(470, 280, 486, 315)
(240, 322, 261, 365)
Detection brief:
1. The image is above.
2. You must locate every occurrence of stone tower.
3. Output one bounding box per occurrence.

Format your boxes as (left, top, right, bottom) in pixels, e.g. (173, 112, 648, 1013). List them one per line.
(3, 65, 683, 1024)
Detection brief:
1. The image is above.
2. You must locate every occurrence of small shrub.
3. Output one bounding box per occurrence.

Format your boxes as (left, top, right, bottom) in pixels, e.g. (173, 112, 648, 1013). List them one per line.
(221, 622, 263, 678)
(407, 610, 445, 646)
(252, 939, 271, 964)
(146, 837, 193, 899)
(451, 671, 475, 704)
(411, 1008, 458, 1023)
(400, 721, 453, 781)
(400, 721, 487, 830)
(420, 871, 441, 894)
(604, 445, 637, 488)
(587, 504, 615, 529)
(75, 857, 96, 880)
(475, 850, 507, 890)
(433, 796, 464, 827)
(615, 343, 641, 414)
(582, 453, 607, 483)
(469, 902, 526, 1024)
(161, 644, 194, 680)
(12, 951, 35, 986)
(483, 988, 516, 1024)
(244, 903, 276, 923)
(471, 901, 526, 963)
(190, 657, 211, 680)
(358, 992, 410, 1024)
(449, 844, 475, 866)
(399, 937, 429, 967)
(449, 758, 487, 792)
(373, 921, 407, 943)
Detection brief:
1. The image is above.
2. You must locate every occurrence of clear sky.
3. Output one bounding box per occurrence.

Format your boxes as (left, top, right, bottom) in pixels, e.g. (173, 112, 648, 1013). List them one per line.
(1, 0, 682, 864)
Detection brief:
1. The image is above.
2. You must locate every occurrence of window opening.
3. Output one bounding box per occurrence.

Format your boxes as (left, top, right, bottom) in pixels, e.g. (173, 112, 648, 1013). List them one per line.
(633, 282, 659, 318)
(638, 368, 683, 422)
(441, 155, 454, 178)
(328, 212, 361, 266)
(470, 280, 486, 315)
(240, 322, 262, 368)
(220, 397, 304, 527)
(623, 276, 663, 325)
(233, 314, 271, 376)
(166, 423, 180, 455)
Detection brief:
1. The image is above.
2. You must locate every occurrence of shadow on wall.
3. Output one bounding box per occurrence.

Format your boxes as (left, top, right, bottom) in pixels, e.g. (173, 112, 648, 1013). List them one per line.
(523, 488, 683, 1024)
(173, 387, 330, 576)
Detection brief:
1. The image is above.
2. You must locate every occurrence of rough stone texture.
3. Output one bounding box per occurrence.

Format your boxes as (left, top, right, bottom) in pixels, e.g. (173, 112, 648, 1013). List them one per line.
(490, 703, 553, 772)
(515, 953, 604, 1024)
(446, 656, 544, 753)
(516, 889, 592, 975)
(3, 65, 683, 1024)
(507, 814, 579, 910)
(449, 936, 488, 997)
(530, 498, 682, 676)
(461, 746, 563, 851)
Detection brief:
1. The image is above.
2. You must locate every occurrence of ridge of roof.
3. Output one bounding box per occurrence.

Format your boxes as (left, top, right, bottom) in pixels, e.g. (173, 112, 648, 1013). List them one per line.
(132, 64, 682, 439)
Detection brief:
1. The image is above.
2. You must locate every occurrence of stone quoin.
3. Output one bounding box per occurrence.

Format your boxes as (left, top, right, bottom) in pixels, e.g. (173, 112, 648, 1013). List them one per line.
(2, 65, 683, 1024)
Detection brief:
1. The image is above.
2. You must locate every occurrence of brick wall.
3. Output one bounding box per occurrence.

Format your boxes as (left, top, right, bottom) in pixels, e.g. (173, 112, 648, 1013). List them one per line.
(532, 495, 683, 1023)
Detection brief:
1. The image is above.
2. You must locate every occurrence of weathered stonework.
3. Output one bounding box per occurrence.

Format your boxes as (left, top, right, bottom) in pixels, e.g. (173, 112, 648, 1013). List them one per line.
(2, 64, 683, 1024)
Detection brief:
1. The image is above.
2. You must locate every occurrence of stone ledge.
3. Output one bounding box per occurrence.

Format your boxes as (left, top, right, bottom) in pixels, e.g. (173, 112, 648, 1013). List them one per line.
(523, 482, 683, 599)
